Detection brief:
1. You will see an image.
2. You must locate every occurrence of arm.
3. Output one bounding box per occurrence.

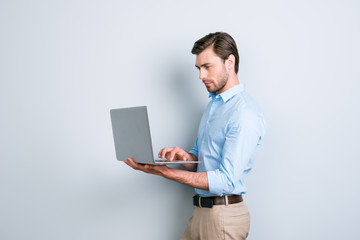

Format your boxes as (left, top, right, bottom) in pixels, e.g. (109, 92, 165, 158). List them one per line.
(124, 158, 208, 190)
(206, 120, 262, 196)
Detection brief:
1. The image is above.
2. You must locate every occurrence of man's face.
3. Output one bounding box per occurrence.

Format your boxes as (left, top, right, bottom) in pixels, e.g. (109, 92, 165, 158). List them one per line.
(195, 47, 229, 94)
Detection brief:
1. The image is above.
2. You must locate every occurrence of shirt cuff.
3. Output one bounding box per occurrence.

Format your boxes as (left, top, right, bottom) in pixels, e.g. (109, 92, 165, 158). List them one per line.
(207, 170, 224, 196)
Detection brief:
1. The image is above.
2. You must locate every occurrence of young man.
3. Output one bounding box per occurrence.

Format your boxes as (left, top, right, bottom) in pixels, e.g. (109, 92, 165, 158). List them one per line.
(125, 32, 266, 240)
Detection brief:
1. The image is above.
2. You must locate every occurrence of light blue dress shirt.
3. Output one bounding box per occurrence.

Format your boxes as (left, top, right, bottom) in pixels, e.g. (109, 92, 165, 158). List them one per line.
(189, 83, 266, 197)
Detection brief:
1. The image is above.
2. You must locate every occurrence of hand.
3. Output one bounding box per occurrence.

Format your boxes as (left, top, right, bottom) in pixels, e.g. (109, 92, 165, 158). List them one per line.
(158, 146, 192, 161)
(124, 157, 208, 190)
(124, 158, 168, 176)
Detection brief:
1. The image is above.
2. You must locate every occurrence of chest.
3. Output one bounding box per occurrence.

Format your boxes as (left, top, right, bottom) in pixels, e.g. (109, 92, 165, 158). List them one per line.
(198, 101, 233, 143)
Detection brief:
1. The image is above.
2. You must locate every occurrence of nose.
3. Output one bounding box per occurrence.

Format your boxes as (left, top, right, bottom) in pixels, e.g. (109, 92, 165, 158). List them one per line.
(199, 69, 207, 80)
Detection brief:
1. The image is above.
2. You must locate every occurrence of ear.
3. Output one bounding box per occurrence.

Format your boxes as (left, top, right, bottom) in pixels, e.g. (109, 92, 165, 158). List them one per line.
(225, 54, 236, 72)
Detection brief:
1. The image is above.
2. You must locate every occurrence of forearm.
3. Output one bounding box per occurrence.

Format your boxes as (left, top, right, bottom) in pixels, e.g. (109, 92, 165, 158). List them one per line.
(162, 167, 208, 190)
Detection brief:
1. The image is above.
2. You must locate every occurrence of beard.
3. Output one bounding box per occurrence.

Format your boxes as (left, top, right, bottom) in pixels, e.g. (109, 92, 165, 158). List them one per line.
(207, 68, 229, 94)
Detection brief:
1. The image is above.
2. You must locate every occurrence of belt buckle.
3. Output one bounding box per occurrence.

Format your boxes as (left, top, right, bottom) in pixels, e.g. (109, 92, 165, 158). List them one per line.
(207, 198, 213, 208)
(202, 197, 213, 208)
(193, 195, 214, 208)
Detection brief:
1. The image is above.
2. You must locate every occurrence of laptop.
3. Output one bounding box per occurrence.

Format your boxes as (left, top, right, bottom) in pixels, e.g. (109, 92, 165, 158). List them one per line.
(110, 106, 199, 165)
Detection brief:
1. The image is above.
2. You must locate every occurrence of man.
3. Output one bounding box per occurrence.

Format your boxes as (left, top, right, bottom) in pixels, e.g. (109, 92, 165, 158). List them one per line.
(125, 32, 266, 240)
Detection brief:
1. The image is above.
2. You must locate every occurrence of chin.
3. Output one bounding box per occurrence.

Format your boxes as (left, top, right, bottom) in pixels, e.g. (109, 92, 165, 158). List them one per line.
(206, 87, 213, 92)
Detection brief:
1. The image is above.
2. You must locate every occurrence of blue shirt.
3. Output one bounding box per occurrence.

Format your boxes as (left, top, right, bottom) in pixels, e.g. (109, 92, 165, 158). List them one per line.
(189, 83, 266, 197)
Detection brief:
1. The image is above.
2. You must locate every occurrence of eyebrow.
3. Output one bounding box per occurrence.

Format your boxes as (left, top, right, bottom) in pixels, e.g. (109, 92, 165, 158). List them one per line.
(195, 63, 211, 69)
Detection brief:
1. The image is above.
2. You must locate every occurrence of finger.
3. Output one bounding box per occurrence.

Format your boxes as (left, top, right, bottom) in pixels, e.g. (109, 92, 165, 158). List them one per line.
(176, 153, 186, 161)
(169, 146, 181, 160)
(183, 151, 191, 160)
(126, 158, 145, 170)
(160, 147, 173, 159)
(158, 148, 167, 158)
(170, 147, 184, 160)
(124, 158, 136, 169)
(127, 158, 139, 168)
(126, 157, 136, 165)
(124, 157, 133, 164)
(165, 152, 173, 161)
(180, 153, 187, 161)
(158, 148, 165, 158)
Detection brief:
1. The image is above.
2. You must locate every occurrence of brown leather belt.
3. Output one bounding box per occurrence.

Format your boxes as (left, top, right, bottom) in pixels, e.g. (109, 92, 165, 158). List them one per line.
(193, 195, 243, 208)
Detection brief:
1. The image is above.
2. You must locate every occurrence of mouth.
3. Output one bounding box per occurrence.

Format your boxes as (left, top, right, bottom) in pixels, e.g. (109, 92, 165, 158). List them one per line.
(203, 81, 212, 87)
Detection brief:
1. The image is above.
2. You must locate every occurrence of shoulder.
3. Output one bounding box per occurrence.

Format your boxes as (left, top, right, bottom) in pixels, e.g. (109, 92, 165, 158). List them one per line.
(228, 92, 265, 131)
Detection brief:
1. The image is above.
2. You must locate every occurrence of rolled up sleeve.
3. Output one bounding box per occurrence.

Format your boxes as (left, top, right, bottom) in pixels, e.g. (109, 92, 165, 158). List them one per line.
(189, 137, 199, 158)
(207, 121, 260, 196)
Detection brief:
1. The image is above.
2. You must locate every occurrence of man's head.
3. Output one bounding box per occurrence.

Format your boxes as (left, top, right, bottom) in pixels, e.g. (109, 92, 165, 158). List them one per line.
(192, 32, 240, 94)
(192, 32, 240, 74)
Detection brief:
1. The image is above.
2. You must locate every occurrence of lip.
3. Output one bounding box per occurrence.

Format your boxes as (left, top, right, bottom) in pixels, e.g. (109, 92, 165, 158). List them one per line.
(204, 82, 212, 87)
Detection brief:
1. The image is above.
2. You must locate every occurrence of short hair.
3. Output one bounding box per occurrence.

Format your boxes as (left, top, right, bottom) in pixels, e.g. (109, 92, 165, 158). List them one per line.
(191, 32, 240, 74)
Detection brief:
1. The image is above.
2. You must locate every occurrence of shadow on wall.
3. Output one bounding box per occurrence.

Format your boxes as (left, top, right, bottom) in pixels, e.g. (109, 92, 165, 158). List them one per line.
(155, 56, 207, 237)
(163, 58, 206, 150)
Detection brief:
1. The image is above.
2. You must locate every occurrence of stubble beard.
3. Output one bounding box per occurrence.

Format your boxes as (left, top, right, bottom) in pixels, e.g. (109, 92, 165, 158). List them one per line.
(208, 69, 229, 94)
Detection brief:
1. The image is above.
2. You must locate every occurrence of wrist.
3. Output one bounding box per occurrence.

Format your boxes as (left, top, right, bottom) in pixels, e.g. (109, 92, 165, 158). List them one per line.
(189, 153, 198, 161)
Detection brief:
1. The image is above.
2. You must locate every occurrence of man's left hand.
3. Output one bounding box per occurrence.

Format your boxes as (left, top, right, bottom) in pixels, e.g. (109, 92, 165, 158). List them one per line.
(124, 158, 168, 177)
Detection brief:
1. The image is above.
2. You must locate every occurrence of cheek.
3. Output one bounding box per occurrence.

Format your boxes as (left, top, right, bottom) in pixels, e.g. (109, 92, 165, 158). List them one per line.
(213, 67, 223, 79)
(209, 67, 219, 76)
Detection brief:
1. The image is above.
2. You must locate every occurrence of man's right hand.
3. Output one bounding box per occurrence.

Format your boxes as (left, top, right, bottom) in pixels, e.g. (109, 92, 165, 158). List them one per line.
(158, 146, 190, 161)
(158, 147, 198, 171)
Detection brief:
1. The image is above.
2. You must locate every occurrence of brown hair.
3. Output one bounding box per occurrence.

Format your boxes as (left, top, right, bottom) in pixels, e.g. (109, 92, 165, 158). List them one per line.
(191, 32, 240, 74)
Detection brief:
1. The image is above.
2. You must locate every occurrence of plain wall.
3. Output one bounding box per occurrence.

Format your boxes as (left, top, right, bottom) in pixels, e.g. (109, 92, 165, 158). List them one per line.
(1, 0, 359, 239)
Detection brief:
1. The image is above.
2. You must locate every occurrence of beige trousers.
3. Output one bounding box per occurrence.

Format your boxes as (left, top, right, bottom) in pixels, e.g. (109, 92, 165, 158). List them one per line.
(180, 201, 250, 240)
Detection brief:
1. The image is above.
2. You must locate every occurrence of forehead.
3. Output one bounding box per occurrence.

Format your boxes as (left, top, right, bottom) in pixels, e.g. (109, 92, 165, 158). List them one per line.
(195, 47, 222, 66)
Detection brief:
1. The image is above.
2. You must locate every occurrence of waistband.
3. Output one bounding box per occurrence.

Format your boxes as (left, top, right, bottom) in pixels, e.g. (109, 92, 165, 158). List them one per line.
(193, 195, 243, 208)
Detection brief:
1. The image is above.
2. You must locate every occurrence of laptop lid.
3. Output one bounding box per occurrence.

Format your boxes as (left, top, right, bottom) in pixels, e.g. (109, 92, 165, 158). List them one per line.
(110, 106, 156, 164)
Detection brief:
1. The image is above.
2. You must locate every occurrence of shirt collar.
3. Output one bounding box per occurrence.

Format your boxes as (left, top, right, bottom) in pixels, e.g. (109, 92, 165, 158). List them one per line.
(209, 83, 245, 103)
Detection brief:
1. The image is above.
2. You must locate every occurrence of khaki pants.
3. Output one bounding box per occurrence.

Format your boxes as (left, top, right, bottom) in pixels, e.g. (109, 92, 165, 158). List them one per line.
(181, 201, 250, 240)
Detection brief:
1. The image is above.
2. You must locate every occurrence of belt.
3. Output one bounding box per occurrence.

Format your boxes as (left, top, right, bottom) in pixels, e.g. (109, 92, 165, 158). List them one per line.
(193, 195, 243, 208)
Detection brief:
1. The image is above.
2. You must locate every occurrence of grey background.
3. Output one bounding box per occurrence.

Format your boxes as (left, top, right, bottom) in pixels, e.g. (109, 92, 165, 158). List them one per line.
(1, 0, 359, 239)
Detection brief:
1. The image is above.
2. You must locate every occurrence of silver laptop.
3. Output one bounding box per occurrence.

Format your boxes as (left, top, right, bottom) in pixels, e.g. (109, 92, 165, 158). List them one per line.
(110, 106, 199, 165)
